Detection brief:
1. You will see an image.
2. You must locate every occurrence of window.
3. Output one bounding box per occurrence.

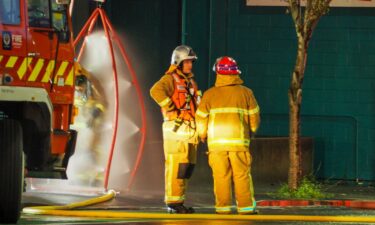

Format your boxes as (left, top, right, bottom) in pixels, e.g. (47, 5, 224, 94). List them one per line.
(51, 1, 70, 42)
(28, 0, 51, 28)
(51, 2, 67, 31)
(0, 0, 21, 25)
(27, 0, 70, 42)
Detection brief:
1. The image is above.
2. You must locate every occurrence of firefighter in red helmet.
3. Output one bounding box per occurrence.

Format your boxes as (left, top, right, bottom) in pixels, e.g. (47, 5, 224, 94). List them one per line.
(196, 56, 260, 215)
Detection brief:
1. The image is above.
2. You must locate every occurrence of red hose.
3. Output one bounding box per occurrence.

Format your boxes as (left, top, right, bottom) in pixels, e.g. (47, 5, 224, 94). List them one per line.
(73, 9, 99, 47)
(73, 7, 147, 192)
(103, 11, 147, 191)
(98, 10, 120, 192)
(77, 11, 100, 62)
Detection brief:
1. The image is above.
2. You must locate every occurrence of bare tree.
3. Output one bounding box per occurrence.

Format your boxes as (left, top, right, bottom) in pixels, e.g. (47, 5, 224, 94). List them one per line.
(287, 0, 332, 190)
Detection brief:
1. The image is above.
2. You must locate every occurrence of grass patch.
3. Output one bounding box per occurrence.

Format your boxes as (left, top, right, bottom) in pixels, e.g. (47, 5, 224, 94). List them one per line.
(269, 177, 334, 200)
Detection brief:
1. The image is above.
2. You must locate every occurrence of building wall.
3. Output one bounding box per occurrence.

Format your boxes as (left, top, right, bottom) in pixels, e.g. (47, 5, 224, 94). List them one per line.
(184, 0, 375, 181)
(96, 0, 181, 190)
(88, 0, 375, 183)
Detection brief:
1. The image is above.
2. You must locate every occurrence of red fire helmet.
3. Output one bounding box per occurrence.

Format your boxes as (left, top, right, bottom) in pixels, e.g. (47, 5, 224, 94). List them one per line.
(213, 56, 241, 75)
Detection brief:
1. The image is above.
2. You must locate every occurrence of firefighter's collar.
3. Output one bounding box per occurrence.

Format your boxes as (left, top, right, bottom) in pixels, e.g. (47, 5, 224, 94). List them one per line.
(215, 74, 244, 87)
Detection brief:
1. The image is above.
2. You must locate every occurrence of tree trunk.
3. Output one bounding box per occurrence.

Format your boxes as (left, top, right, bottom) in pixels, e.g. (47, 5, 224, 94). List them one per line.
(287, 0, 331, 191)
(288, 36, 307, 190)
(288, 93, 302, 190)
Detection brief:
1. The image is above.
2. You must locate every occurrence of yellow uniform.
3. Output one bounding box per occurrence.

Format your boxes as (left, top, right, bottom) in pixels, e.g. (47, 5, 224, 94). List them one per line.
(72, 63, 107, 186)
(150, 66, 200, 206)
(196, 74, 260, 214)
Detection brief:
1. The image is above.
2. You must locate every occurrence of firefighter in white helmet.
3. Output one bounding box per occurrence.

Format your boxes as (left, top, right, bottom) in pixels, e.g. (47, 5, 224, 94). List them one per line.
(150, 45, 202, 213)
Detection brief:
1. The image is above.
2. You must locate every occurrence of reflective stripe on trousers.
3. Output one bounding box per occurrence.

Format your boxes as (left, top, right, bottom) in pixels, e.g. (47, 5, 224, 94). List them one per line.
(164, 140, 197, 204)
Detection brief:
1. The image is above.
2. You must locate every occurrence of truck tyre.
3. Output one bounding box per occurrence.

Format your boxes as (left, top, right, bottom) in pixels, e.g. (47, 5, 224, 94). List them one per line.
(0, 119, 24, 224)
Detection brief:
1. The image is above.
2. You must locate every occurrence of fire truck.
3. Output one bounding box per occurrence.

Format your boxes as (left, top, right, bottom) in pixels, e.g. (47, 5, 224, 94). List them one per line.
(0, 0, 77, 223)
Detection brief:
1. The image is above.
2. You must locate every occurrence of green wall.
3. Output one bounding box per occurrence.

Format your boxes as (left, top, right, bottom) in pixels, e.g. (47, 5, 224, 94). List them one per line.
(106, 0, 182, 189)
(108, 0, 181, 133)
(105, 0, 375, 182)
(184, 0, 375, 181)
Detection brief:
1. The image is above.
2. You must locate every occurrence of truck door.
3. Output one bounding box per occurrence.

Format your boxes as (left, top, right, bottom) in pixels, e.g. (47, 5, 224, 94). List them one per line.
(26, 0, 55, 89)
(26, 0, 74, 92)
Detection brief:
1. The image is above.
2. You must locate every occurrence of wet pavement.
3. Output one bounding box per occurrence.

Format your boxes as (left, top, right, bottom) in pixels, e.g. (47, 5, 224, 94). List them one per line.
(17, 207, 375, 225)
(17, 217, 375, 225)
(15, 187, 375, 225)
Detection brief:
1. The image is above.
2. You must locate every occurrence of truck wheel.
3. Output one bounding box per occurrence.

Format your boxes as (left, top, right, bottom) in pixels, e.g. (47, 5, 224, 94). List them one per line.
(0, 119, 24, 224)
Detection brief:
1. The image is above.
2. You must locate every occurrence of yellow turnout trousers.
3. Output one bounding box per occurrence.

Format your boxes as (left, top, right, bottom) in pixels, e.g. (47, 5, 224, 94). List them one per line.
(208, 151, 256, 213)
(164, 140, 197, 204)
(163, 120, 198, 205)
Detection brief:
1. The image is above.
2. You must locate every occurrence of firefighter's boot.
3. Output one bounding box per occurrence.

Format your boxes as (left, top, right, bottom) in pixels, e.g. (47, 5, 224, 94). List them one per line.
(167, 203, 195, 214)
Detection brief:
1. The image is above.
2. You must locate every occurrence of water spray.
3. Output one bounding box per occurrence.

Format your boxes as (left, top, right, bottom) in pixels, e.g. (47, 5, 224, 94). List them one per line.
(73, 0, 147, 192)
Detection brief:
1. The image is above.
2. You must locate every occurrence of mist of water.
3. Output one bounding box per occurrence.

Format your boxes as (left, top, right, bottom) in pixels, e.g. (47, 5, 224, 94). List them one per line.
(26, 31, 145, 195)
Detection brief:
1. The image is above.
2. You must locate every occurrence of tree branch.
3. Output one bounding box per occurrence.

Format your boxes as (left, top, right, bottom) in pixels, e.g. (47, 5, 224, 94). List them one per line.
(304, 0, 332, 41)
(288, 0, 303, 35)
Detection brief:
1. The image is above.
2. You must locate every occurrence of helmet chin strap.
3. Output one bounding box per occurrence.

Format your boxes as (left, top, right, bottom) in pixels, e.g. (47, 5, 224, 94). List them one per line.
(178, 64, 189, 75)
